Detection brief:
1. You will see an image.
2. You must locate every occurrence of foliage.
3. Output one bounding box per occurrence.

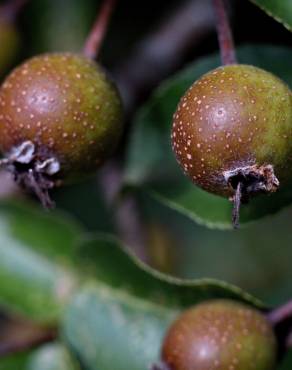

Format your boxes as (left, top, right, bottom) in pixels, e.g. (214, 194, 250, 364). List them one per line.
(0, 0, 291, 369)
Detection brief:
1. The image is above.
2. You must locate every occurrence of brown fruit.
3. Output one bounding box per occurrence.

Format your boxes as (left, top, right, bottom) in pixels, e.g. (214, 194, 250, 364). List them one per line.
(0, 52, 123, 206)
(161, 300, 277, 370)
(171, 64, 292, 226)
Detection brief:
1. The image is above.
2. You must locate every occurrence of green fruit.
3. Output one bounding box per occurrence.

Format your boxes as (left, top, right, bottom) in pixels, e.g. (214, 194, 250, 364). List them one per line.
(0, 53, 123, 206)
(171, 65, 292, 223)
(161, 300, 277, 370)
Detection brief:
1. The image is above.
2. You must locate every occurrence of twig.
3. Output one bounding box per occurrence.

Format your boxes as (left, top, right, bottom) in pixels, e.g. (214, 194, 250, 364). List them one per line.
(267, 300, 292, 327)
(0, 0, 29, 22)
(151, 362, 171, 370)
(83, 0, 117, 60)
(212, 0, 237, 65)
(114, 0, 215, 114)
(99, 163, 148, 262)
(0, 318, 57, 357)
(286, 331, 292, 349)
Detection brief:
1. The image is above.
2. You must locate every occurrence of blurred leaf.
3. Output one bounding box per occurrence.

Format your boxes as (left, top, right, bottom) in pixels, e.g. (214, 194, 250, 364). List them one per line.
(24, 0, 96, 54)
(62, 234, 264, 370)
(75, 234, 264, 308)
(138, 192, 292, 306)
(0, 199, 83, 322)
(63, 284, 174, 370)
(279, 351, 292, 370)
(27, 343, 79, 370)
(250, 0, 292, 31)
(0, 352, 29, 370)
(53, 177, 114, 233)
(125, 45, 292, 229)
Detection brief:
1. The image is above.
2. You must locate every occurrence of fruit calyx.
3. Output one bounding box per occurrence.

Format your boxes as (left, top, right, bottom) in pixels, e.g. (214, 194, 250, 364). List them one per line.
(0, 140, 60, 208)
(224, 164, 280, 228)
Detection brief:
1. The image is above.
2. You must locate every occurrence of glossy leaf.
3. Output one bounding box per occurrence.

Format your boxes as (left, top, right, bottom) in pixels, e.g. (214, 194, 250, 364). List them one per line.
(250, 0, 292, 31)
(0, 200, 82, 322)
(125, 45, 292, 229)
(62, 235, 264, 370)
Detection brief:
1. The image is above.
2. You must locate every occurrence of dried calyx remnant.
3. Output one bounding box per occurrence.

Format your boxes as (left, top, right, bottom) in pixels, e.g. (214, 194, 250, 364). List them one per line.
(0, 141, 60, 207)
(224, 164, 279, 228)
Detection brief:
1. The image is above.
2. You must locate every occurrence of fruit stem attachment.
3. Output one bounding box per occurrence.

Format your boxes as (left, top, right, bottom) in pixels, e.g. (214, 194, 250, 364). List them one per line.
(232, 181, 242, 229)
(267, 299, 292, 327)
(212, 0, 237, 65)
(225, 164, 279, 229)
(0, 0, 28, 23)
(0, 324, 57, 356)
(151, 362, 171, 370)
(83, 0, 117, 60)
(267, 299, 292, 351)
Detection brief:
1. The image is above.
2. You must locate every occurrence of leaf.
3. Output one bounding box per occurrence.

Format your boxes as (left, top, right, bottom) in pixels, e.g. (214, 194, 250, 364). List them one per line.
(0, 199, 83, 322)
(62, 235, 264, 370)
(249, 0, 292, 31)
(125, 45, 292, 229)
(0, 353, 29, 370)
(25, 0, 96, 54)
(27, 343, 80, 370)
(63, 284, 173, 370)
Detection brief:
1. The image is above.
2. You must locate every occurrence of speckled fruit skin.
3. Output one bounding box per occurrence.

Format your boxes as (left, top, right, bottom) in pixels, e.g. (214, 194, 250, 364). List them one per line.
(171, 64, 292, 197)
(0, 53, 123, 182)
(162, 300, 277, 370)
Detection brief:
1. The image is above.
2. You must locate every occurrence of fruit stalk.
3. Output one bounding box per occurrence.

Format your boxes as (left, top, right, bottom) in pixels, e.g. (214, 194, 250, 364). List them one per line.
(115, 0, 215, 115)
(0, 322, 57, 356)
(267, 299, 292, 327)
(151, 362, 170, 370)
(0, 0, 28, 22)
(83, 0, 117, 60)
(212, 0, 237, 65)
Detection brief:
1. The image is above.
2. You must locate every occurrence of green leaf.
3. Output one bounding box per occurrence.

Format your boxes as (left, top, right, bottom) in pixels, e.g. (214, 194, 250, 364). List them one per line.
(249, 0, 292, 31)
(62, 235, 264, 370)
(0, 200, 83, 322)
(125, 45, 292, 229)
(25, 0, 96, 54)
(0, 353, 29, 370)
(27, 343, 80, 370)
(63, 284, 174, 370)
(75, 234, 263, 307)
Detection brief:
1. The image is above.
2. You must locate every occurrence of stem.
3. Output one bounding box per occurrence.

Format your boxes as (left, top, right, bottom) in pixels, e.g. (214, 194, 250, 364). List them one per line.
(212, 0, 237, 65)
(286, 331, 292, 349)
(151, 362, 171, 370)
(115, 0, 214, 115)
(99, 163, 148, 262)
(0, 0, 29, 23)
(0, 325, 57, 356)
(267, 299, 292, 327)
(83, 0, 117, 60)
(232, 181, 242, 229)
